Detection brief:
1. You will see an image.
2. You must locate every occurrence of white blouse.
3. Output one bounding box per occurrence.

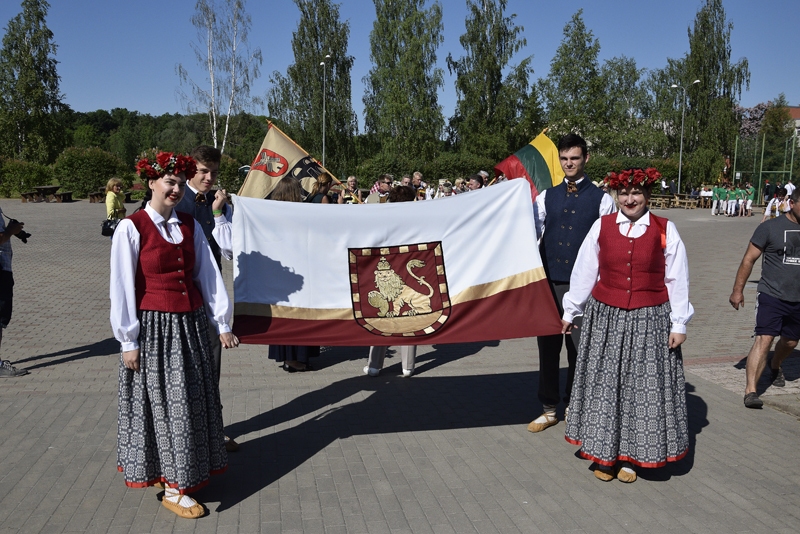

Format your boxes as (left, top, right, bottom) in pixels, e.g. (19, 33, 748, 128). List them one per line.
(562, 211, 694, 334)
(109, 204, 233, 352)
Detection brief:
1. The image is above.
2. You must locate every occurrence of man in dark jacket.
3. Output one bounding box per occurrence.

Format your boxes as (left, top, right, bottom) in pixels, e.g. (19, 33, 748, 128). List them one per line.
(529, 133, 616, 432)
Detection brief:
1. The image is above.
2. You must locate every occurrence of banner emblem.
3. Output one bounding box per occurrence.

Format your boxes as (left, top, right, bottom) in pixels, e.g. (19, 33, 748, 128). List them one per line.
(349, 242, 450, 337)
(251, 149, 288, 177)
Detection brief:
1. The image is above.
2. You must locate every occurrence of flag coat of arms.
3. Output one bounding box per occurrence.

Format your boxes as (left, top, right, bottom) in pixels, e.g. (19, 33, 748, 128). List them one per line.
(237, 122, 326, 198)
(232, 179, 562, 345)
(494, 131, 565, 201)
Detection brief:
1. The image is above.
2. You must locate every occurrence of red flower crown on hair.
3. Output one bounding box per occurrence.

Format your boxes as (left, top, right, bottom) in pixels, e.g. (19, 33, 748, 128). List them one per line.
(604, 167, 661, 190)
(136, 152, 197, 180)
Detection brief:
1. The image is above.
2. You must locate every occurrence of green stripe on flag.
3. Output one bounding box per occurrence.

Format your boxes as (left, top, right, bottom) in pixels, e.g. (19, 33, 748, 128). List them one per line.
(514, 144, 553, 194)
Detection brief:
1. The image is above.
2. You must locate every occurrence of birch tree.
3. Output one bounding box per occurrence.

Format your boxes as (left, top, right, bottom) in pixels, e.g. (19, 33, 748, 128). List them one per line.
(177, 0, 262, 154)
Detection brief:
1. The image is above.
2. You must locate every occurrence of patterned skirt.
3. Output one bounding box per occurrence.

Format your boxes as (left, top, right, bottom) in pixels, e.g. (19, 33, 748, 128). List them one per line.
(564, 297, 689, 468)
(117, 308, 227, 493)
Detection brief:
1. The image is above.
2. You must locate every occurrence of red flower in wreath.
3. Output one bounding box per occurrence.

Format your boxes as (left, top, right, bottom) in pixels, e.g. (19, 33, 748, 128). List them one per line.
(136, 152, 197, 179)
(604, 167, 662, 190)
(135, 158, 158, 179)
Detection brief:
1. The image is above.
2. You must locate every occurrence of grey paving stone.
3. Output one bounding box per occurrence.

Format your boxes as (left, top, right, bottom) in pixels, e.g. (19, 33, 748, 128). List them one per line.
(3, 202, 800, 533)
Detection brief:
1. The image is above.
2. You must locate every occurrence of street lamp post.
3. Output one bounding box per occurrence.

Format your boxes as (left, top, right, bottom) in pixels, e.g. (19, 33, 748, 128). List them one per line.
(670, 79, 700, 194)
(320, 53, 331, 168)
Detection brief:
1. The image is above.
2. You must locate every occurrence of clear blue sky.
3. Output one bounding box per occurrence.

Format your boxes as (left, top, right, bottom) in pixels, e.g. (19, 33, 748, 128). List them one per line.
(1, 0, 797, 125)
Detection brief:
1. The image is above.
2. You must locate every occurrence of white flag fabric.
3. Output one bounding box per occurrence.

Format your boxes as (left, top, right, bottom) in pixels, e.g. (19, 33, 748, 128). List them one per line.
(232, 179, 562, 345)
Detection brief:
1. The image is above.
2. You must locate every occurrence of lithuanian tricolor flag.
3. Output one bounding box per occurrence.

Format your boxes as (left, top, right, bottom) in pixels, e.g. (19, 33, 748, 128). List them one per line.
(493, 131, 564, 201)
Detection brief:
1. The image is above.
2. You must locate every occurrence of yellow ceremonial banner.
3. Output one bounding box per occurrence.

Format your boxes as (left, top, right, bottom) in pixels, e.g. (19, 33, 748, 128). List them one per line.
(238, 122, 335, 199)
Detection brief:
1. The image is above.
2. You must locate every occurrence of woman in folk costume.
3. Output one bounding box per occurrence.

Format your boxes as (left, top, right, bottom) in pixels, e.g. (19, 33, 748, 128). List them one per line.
(110, 152, 239, 518)
(561, 168, 693, 483)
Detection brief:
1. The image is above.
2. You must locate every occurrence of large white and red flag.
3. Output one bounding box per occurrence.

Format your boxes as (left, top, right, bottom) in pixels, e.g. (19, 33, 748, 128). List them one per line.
(231, 179, 562, 345)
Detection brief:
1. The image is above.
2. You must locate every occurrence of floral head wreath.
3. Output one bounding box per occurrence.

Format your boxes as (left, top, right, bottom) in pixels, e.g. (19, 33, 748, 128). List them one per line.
(136, 152, 197, 180)
(604, 167, 661, 190)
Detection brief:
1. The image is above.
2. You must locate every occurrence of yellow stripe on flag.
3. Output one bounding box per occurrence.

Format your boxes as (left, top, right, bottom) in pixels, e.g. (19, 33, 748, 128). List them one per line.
(530, 133, 565, 187)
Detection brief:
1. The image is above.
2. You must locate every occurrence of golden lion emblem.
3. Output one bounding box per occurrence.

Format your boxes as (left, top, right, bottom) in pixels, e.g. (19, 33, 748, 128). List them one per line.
(367, 257, 434, 317)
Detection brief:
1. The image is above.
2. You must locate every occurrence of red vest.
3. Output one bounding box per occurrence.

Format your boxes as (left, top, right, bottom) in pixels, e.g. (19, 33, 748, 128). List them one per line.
(591, 213, 669, 310)
(129, 210, 204, 313)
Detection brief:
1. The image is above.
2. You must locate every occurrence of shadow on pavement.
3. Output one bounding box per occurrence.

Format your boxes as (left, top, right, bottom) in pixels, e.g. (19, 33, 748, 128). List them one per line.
(639, 382, 708, 481)
(206, 367, 539, 512)
(314, 340, 500, 369)
(734, 349, 800, 395)
(15, 337, 119, 370)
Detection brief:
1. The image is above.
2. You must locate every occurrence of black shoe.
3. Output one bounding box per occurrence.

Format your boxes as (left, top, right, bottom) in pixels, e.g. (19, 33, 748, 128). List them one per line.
(770, 367, 785, 388)
(282, 364, 297, 373)
(744, 392, 763, 409)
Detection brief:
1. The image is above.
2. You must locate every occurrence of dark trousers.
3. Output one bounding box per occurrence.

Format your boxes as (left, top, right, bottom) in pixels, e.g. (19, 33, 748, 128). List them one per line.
(536, 281, 582, 407)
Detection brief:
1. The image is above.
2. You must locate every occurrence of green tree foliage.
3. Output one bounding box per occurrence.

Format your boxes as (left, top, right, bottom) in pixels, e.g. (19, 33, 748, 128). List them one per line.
(677, 0, 750, 185)
(597, 56, 661, 157)
(177, 0, 263, 154)
(759, 94, 795, 177)
(53, 147, 128, 197)
(538, 10, 603, 145)
(445, 0, 540, 159)
(0, 0, 66, 164)
(363, 0, 444, 162)
(267, 0, 357, 177)
(0, 157, 52, 197)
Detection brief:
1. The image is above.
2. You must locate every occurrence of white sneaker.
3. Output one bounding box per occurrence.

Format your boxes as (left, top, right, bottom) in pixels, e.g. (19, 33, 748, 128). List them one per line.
(363, 366, 380, 377)
(402, 369, 413, 377)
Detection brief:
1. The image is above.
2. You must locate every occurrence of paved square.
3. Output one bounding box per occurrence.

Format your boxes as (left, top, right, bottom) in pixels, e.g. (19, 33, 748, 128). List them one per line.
(0, 198, 798, 533)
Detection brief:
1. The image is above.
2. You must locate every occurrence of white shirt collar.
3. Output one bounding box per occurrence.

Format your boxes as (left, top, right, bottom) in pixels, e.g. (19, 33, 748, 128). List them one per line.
(615, 210, 651, 226)
(144, 202, 181, 225)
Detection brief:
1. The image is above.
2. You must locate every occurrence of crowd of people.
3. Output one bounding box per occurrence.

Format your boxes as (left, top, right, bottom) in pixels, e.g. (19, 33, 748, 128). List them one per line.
(333, 169, 494, 204)
(3, 129, 796, 517)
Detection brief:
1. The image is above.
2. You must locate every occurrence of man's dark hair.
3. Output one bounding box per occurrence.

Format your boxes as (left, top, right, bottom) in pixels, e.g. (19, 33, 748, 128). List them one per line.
(557, 133, 588, 157)
(791, 186, 800, 203)
(191, 145, 222, 166)
(468, 173, 484, 187)
(389, 185, 416, 203)
(378, 173, 393, 183)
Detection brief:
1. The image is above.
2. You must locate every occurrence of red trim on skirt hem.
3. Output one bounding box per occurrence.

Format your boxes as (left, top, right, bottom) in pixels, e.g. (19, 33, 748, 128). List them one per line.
(564, 436, 689, 468)
(118, 465, 228, 494)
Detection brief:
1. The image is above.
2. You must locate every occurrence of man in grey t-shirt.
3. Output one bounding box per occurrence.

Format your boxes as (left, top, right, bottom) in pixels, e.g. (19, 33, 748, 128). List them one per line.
(730, 188, 800, 408)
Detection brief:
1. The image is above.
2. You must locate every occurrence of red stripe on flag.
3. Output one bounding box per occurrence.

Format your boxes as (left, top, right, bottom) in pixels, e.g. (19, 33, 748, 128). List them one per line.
(233, 279, 561, 346)
(493, 155, 539, 201)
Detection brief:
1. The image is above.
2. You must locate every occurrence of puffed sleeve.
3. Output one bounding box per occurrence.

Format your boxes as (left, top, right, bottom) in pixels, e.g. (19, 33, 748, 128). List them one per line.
(211, 204, 233, 260)
(534, 190, 547, 241)
(562, 218, 602, 323)
(109, 219, 141, 351)
(192, 220, 233, 334)
(664, 221, 694, 333)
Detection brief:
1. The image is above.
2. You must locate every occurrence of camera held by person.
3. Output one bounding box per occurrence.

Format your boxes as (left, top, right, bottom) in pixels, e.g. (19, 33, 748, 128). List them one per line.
(5, 219, 30, 243)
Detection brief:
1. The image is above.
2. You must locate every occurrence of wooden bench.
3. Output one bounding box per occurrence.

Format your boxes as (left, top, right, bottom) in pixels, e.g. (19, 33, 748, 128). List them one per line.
(20, 191, 38, 203)
(88, 191, 105, 203)
(124, 191, 133, 203)
(53, 191, 73, 203)
(650, 197, 671, 210)
(676, 198, 698, 209)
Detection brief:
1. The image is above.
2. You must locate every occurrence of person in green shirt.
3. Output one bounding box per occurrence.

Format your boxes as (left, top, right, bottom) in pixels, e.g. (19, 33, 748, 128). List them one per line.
(737, 187, 747, 217)
(745, 183, 756, 217)
(725, 186, 736, 216)
(712, 184, 722, 216)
